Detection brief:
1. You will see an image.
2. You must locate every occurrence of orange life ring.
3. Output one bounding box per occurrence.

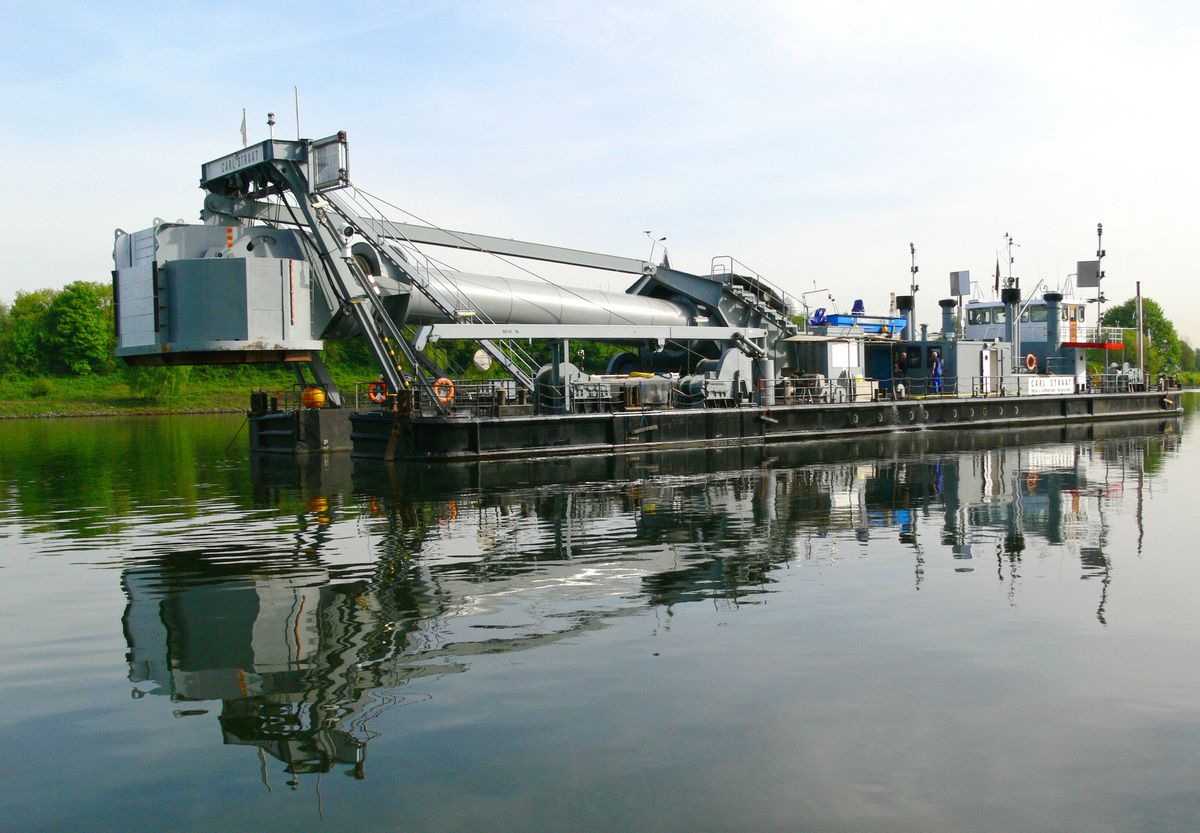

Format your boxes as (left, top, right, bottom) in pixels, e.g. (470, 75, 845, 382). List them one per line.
(1026, 472, 1038, 490)
(1025, 353, 1037, 371)
(368, 379, 389, 403)
(433, 377, 455, 405)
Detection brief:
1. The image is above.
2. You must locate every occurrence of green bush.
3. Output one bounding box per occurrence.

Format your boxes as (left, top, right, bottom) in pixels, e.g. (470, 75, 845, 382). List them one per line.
(123, 365, 192, 401)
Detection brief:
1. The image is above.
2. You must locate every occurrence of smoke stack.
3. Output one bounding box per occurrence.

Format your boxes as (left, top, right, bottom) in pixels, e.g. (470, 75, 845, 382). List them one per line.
(896, 295, 915, 341)
(939, 298, 957, 338)
(1001, 287, 1021, 346)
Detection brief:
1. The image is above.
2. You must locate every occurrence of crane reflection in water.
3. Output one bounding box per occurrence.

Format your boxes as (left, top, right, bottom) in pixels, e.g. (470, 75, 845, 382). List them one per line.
(120, 419, 1180, 785)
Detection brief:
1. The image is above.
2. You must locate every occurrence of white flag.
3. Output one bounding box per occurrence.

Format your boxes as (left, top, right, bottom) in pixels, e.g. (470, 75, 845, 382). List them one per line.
(240, 109, 248, 148)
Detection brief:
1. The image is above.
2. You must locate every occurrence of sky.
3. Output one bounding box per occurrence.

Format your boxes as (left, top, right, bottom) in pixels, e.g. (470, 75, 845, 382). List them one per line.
(3, 1, 1198, 339)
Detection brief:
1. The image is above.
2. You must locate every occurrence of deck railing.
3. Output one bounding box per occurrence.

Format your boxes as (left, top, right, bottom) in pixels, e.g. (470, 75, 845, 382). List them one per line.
(1062, 325, 1127, 345)
(249, 386, 305, 414)
(888, 372, 958, 399)
(1090, 371, 1145, 393)
(355, 378, 531, 416)
(340, 366, 1161, 418)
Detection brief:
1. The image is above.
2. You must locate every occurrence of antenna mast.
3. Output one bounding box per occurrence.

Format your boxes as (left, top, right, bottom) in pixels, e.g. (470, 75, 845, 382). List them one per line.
(1004, 233, 1020, 288)
(1097, 222, 1109, 370)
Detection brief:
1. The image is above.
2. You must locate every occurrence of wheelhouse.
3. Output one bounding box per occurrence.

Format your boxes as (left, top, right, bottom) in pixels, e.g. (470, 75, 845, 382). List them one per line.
(963, 300, 1088, 342)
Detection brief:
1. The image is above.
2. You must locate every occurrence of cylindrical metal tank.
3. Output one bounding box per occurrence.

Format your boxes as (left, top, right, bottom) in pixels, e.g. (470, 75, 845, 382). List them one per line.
(402, 269, 693, 327)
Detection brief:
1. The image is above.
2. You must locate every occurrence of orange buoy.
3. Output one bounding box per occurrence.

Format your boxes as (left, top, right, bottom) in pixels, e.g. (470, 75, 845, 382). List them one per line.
(301, 386, 326, 408)
(368, 379, 389, 403)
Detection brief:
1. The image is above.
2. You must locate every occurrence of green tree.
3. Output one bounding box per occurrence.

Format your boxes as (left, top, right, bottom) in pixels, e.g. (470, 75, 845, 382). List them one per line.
(322, 336, 374, 372)
(46, 282, 112, 375)
(1181, 338, 1196, 373)
(1101, 296, 1180, 376)
(3, 288, 59, 375)
(0, 300, 10, 371)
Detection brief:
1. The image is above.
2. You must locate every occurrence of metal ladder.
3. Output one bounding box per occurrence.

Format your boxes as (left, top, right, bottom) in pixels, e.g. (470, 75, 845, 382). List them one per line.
(325, 191, 539, 390)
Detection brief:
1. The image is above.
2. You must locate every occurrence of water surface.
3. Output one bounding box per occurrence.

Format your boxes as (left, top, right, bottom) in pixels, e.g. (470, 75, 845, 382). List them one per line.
(1, 404, 1197, 832)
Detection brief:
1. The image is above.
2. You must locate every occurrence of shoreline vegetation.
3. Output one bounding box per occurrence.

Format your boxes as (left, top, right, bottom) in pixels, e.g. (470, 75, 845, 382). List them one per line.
(0, 365, 379, 419)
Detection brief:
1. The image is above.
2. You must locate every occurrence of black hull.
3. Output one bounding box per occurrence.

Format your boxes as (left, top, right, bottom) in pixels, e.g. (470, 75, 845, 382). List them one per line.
(307, 391, 1182, 462)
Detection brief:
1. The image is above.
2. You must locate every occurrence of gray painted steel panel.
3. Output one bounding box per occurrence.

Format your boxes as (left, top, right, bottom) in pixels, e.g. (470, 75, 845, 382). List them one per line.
(164, 257, 315, 345)
(116, 261, 157, 349)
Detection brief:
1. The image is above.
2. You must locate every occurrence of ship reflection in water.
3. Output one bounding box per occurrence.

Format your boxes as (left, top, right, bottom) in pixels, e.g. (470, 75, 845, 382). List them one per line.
(121, 419, 1180, 784)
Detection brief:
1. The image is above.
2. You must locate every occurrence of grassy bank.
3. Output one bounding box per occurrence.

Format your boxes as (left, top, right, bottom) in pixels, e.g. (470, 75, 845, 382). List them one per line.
(0, 365, 377, 418)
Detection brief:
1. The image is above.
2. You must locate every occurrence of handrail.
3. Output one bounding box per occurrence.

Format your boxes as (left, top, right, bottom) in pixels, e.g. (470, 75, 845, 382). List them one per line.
(354, 378, 531, 416)
(1062, 324, 1127, 344)
(1089, 371, 1146, 393)
(250, 386, 306, 413)
(709, 255, 792, 310)
(346, 368, 1155, 417)
(889, 372, 957, 399)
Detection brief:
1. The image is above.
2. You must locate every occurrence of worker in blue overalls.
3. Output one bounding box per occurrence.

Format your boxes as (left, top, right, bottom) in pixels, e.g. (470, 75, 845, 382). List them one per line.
(931, 350, 943, 394)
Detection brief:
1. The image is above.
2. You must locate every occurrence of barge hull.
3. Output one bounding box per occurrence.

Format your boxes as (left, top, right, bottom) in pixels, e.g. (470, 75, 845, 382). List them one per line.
(249, 407, 354, 454)
(342, 391, 1180, 462)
